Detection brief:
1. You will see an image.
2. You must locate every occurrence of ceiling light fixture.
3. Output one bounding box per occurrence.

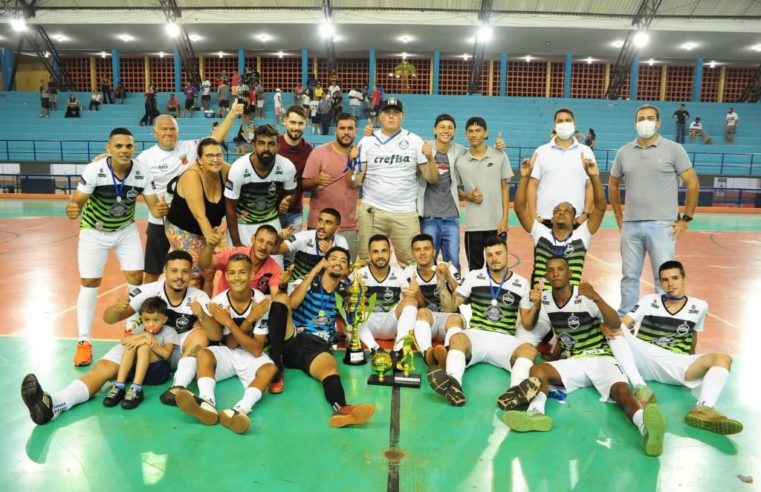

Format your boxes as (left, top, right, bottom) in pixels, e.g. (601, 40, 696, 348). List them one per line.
(399, 35, 413, 44)
(462, 53, 472, 60)
(525, 55, 533, 63)
(586, 57, 594, 64)
(158, 51, 165, 58)
(681, 42, 698, 51)
(100, 51, 107, 59)
(708, 60, 717, 69)
(320, 21, 335, 39)
(752, 44, 761, 52)
(51, 34, 68, 43)
(632, 31, 650, 48)
(165, 22, 180, 38)
(256, 33, 272, 42)
(117, 34, 134, 42)
(218, 51, 225, 58)
(611, 40, 625, 48)
(647, 58, 655, 66)
(10, 18, 27, 32)
(189, 34, 201, 42)
(476, 25, 492, 44)
(277, 51, 284, 59)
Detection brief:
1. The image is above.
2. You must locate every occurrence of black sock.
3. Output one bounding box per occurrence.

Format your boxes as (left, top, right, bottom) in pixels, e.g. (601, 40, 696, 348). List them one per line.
(322, 374, 346, 411)
(268, 301, 288, 377)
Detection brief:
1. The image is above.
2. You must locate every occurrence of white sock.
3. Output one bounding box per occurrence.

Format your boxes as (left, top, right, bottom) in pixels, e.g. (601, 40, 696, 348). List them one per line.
(633, 408, 645, 435)
(197, 377, 216, 406)
(358, 323, 380, 351)
(76, 286, 99, 341)
(510, 357, 533, 388)
(413, 320, 432, 354)
(125, 284, 142, 333)
(697, 366, 730, 408)
(51, 380, 90, 419)
(528, 391, 547, 414)
(608, 336, 645, 387)
(393, 306, 418, 350)
(444, 326, 463, 346)
(173, 357, 197, 388)
(446, 350, 466, 385)
(234, 387, 263, 414)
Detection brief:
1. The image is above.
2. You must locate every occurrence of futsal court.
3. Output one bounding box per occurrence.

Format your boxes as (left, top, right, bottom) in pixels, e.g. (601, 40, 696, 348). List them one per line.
(2, 198, 758, 491)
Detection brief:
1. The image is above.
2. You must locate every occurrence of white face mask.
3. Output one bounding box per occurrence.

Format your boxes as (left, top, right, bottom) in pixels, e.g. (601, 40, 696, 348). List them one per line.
(555, 122, 576, 140)
(636, 120, 658, 139)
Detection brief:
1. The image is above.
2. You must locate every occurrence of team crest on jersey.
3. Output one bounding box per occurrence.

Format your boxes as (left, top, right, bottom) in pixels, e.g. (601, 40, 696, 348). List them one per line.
(244, 169, 251, 178)
(275, 166, 283, 175)
(564, 243, 575, 256)
(180, 154, 188, 165)
(654, 335, 673, 347)
(383, 288, 395, 302)
(558, 333, 576, 348)
(501, 292, 515, 305)
(126, 188, 139, 200)
(453, 272, 462, 282)
(98, 170, 107, 178)
(175, 314, 190, 330)
(253, 198, 269, 210)
(268, 182, 277, 195)
(225, 179, 233, 190)
(631, 304, 640, 312)
(306, 239, 314, 248)
(399, 139, 409, 150)
(676, 322, 691, 336)
(567, 314, 580, 329)
(573, 297, 582, 304)
(485, 305, 503, 321)
(476, 273, 486, 280)
(129, 288, 141, 298)
(487, 162, 494, 167)
(390, 273, 397, 280)
(512, 279, 521, 287)
(135, 170, 143, 180)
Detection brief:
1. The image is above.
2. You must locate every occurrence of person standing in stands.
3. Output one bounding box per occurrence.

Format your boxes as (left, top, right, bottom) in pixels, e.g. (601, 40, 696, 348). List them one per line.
(100, 79, 113, 104)
(724, 108, 739, 145)
(672, 104, 690, 144)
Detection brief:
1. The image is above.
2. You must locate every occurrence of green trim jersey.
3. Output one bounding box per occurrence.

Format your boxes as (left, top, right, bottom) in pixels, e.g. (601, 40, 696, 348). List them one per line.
(358, 266, 408, 313)
(456, 269, 532, 336)
(530, 221, 591, 287)
(129, 281, 210, 335)
(402, 264, 462, 312)
(77, 157, 157, 232)
(626, 294, 707, 355)
(285, 230, 349, 281)
(538, 286, 610, 358)
(224, 154, 297, 225)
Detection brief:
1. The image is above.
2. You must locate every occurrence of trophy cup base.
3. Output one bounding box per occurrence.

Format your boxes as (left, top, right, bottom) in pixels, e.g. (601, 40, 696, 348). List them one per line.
(367, 371, 421, 388)
(343, 349, 368, 366)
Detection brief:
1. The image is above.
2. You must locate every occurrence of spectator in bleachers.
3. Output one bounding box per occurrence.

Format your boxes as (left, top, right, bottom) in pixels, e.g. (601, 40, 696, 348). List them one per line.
(201, 78, 212, 111)
(308, 96, 320, 135)
(233, 112, 256, 154)
(330, 90, 344, 123)
(527, 108, 594, 227)
(145, 83, 155, 98)
(237, 80, 251, 113)
(672, 103, 690, 144)
(689, 118, 712, 144)
(182, 84, 196, 118)
(89, 89, 103, 111)
(328, 81, 341, 97)
(48, 80, 59, 111)
(293, 83, 305, 106)
(216, 80, 231, 118)
(39, 79, 50, 118)
(371, 85, 383, 126)
(313, 82, 324, 101)
(100, 79, 113, 104)
(274, 88, 283, 122)
(724, 108, 739, 144)
(255, 82, 265, 118)
(318, 93, 332, 136)
(64, 93, 81, 118)
(165, 93, 181, 118)
(609, 104, 700, 316)
(584, 128, 596, 149)
(114, 83, 126, 104)
(139, 93, 159, 126)
(348, 87, 364, 120)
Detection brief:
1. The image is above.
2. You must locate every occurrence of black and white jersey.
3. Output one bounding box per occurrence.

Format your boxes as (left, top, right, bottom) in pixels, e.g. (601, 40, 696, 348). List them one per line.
(358, 266, 408, 313)
(456, 269, 532, 336)
(129, 281, 210, 335)
(224, 154, 297, 225)
(402, 263, 462, 312)
(210, 289, 269, 337)
(626, 294, 707, 355)
(539, 286, 610, 358)
(285, 230, 349, 281)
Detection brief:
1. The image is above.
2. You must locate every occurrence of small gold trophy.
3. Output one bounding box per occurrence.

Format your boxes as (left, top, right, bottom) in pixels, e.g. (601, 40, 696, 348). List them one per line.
(371, 350, 393, 382)
(337, 260, 375, 366)
(368, 331, 422, 388)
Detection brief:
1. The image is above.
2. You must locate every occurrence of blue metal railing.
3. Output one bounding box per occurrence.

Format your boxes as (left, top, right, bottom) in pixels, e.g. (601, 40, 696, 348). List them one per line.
(0, 139, 760, 176)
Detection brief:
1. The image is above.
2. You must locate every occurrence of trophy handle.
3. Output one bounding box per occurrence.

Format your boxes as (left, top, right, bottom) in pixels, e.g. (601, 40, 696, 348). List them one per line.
(335, 293, 348, 324)
(365, 293, 377, 316)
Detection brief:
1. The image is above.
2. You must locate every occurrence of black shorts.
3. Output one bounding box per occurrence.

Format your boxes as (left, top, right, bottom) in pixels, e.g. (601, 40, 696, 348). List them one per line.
(144, 222, 170, 275)
(283, 332, 332, 374)
(201, 95, 211, 101)
(218, 99, 230, 108)
(128, 358, 171, 385)
(184, 100, 194, 109)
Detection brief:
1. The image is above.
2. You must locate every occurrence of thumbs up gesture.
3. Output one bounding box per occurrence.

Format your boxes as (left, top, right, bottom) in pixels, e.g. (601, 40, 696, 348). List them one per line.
(403, 274, 420, 298)
(422, 140, 433, 160)
(349, 144, 361, 161)
(155, 195, 169, 217)
(317, 163, 332, 187)
(229, 99, 244, 118)
(278, 194, 293, 213)
(580, 153, 598, 177)
(495, 130, 506, 151)
(470, 187, 483, 204)
(520, 154, 536, 178)
(435, 261, 451, 280)
(65, 199, 81, 219)
(363, 121, 373, 137)
(530, 280, 544, 304)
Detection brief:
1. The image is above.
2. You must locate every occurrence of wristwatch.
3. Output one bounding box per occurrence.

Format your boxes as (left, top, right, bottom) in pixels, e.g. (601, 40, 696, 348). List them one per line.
(680, 214, 693, 222)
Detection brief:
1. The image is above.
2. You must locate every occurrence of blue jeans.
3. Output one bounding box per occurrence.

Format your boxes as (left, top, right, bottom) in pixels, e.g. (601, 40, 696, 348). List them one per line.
(421, 217, 461, 272)
(675, 123, 687, 144)
(619, 220, 676, 316)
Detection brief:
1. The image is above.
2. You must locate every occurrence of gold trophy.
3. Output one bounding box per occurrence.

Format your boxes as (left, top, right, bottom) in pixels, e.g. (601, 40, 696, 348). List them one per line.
(370, 350, 393, 383)
(337, 260, 375, 366)
(368, 331, 422, 388)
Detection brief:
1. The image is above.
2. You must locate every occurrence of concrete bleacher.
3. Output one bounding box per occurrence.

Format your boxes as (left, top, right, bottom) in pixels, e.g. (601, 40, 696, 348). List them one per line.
(0, 90, 758, 176)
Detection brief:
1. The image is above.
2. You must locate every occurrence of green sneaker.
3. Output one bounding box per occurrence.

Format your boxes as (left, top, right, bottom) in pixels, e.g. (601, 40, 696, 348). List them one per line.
(502, 410, 553, 432)
(684, 406, 743, 435)
(634, 384, 656, 406)
(643, 404, 666, 457)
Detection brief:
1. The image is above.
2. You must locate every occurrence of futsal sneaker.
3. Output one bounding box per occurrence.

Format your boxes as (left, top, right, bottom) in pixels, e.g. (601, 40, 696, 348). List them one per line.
(176, 389, 219, 426)
(634, 384, 657, 406)
(497, 377, 541, 411)
(21, 374, 54, 425)
(103, 386, 126, 407)
(219, 408, 251, 434)
(427, 366, 450, 395)
(120, 388, 144, 410)
(445, 377, 466, 407)
(502, 410, 553, 432)
(684, 405, 743, 435)
(643, 403, 666, 457)
(159, 385, 184, 406)
(268, 373, 285, 394)
(328, 403, 375, 428)
(73, 340, 93, 367)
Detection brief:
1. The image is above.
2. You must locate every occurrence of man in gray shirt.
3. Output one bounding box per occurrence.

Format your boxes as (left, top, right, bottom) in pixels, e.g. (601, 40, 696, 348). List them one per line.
(609, 104, 699, 315)
(454, 117, 513, 270)
(217, 82, 231, 118)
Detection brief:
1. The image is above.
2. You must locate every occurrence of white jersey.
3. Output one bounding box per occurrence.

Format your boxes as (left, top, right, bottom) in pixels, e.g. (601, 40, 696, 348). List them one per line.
(274, 92, 282, 108)
(538, 286, 610, 358)
(224, 154, 297, 225)
(357, 129, 427, 212)
(358, 266, 408, 313)
(456, 269, 532, 336)
(285, 230, 349, 281)
(626, 294, 707, 355)
(202, 80, 211, 96)
(402, 263, 462, 312)
(530, 221, 592, 287)
(135, 140, 198, 224)
(129, 281, 210, 335)
(210, 289, 269, 336)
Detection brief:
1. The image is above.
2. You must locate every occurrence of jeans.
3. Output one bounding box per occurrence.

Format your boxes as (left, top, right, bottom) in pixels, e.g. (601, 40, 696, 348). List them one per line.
(619, 220, 676, 315)
(279, 211, 304, 268)
(675, 122, 687, 144)
(349, 105, 362, 120)
(421, 217, 461, 272)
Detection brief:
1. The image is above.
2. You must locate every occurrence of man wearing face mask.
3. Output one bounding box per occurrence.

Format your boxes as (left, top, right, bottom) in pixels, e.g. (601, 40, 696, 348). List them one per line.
(609, 105, 699, 316)
(225, 124, 297, 248)
(527, 109, 594, 227)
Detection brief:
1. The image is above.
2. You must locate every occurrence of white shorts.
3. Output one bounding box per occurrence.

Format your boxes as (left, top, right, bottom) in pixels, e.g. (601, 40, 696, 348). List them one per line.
(362, 309, 399, 340)
(548, 356, 627, 402)
(228, 219, 282, 247)
(624, 329, 702, 389)
(429, 312, 453, 341)
(463, 329, 525, 371)
(102, 342, 181, 369)
(206, 345, 274, 388)
(78, 223, 144, 278)
(256, 100, 264, 108)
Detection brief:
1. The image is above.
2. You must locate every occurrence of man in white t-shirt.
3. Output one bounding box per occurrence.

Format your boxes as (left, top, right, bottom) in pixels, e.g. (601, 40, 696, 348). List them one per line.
(689, 117, 712, 144)
(350, 98, 438, 266)
(724, 108, 739, 144)
(201, 78, 212, 111)
(527, 108, 594, 226)
(348, 87, 364, 120)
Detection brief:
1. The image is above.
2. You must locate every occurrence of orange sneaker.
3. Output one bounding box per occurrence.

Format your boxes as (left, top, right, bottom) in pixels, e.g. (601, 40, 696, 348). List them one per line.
(73, 340, 93, 367)
(268, 375, 284, 394)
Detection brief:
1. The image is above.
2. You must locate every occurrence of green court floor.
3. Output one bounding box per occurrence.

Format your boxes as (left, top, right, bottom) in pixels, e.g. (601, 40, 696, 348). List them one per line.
(5, 338, 756, 492)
